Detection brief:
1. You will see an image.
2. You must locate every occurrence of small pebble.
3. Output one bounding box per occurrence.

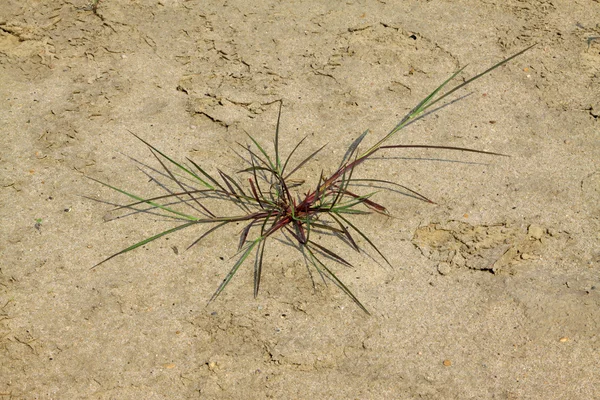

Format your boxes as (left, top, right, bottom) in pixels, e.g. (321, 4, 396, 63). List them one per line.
(437, 262, 452, 275)
(528, 224, 545, 240)
(443, 359, 452, 367)
(559, 337, 569, 343)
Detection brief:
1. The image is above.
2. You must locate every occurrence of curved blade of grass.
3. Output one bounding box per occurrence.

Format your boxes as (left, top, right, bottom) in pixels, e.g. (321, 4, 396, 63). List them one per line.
(245, 133, 276, 171)
(238, 165, 278, 175)
(208, 238, 261, 304)
(129, 131, 215, 190)
(304, 245, 370, 314)
(254, 239, 267, 298)
(380, 144, 508, 157)
(283, 143, 328, 180)
(248, 178, 265, 209)
(236, 142, 271, 170)
(281, 135, 308, 177)
(186, 221, 229, 251)
(92, 220, 198, 269)
(307, 239, 352, 268)
(421, 43, 537, 115)
(328, 151, 359, 210)
(239, 218, 261, 251)
(339, 129, 369, 169)
(329, 191, 379, 213)
(186, 157, 225, 191)
(111, 189, 250, 216)
(274, 100, 283, 172)
(327, 212, 359, 251)
(361, 44, 536, 159)
(360, 67, 466, 159)
(334, 188, 388, 214)
(88, 177, 198, 221)
(149, 149, 215, 218)
(333, 212, 391, 267)
(347, 178, 435, 204)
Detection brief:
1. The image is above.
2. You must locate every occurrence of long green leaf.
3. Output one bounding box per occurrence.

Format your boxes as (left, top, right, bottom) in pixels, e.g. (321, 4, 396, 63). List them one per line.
(88, 177, 198, 221)
(333, 212, 391, 266)
(92, 221, 198, 269)
(304, 245, 370, 314)
(208, 239, 261, 304)
(129, 131, 215, 189)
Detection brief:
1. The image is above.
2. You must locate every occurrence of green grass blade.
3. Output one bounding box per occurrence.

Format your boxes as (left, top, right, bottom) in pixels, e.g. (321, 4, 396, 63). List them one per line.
(305, 245, 370, 315)
(380, 144, 508, 157)
(421, 43, 537, 114)
(186, 221, 229, 251)
(88, 177, 198, 221)
(92, 221, 197, 269)
(283, 143, 328, 180)
(330, 191, 379, 212)
(307, 239, 353, 267)
(328, 212, 361, 252)
(254, 239, 267, 298)
(149, 149, 215, 218)
(245, 133, 276, 171)
(360, 44, 535, 159)
(348, 178, 435, 204)
(334, 187, 388, 214)
(208, 239, 261, 304)
(111, 189, 210, 213)
(129, 131, 215, 189)
(237, 142, 271, 170)
(281, 136, 308, 178)
(186, 157, 225, 191)
(238, 220, 256, 250)
(339, 129, 369, 168)
(333, 212, 391, 266)
(274, 100, 283, 172)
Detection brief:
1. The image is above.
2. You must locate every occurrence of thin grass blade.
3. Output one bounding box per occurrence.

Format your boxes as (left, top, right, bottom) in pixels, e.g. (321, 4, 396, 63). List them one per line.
(328, 213, 361, 252)
(380, 144, 508, 157)
(348, 178, 435, 204)
(88, 177, 198, 221)
(283, 143, 328, 180)
(421, 43, 537, 114)
(92, 221, 197, 269)
(186, 221, 230, 251)
(281, 135, 308, 177)
(245, 133, 276, 171)
(305, 246, 370, 314)
(254, 239, 267, 298)
(208, 239, 261, 304)
(307, 239, 353, 267)
(129, 131, 215, 189)
(339, 129, 369, 168)
(274, 100, 283, 172)
(333, 212, 391, 266)
(150, 149, 215, 217)
(186, 157, 226, 191)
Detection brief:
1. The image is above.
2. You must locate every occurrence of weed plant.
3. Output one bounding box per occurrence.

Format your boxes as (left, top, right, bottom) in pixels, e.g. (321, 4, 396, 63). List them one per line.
(91, 45, 534, 314)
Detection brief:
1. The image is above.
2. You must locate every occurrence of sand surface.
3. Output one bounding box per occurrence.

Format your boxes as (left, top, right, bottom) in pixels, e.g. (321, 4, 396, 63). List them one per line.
(1, 0, 599, 398)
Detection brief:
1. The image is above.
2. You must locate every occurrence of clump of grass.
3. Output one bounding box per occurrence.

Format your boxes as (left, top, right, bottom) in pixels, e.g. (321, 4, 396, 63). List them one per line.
(91, 45, 534, 314)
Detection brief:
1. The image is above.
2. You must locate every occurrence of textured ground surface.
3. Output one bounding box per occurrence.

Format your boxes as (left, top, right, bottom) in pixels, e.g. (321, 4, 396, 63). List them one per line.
(1, 0, 599, 398)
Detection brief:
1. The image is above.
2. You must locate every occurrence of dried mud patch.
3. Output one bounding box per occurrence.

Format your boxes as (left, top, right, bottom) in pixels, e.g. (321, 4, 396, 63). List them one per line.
(412, 220, 567, 275)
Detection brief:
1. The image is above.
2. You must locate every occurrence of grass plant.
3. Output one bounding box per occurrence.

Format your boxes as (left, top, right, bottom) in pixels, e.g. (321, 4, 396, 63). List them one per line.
(91, 45, 534, 314)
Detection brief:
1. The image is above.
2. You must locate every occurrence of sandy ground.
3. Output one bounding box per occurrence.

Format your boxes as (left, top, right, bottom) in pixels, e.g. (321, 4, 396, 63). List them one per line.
(1, 0, 599, 398)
